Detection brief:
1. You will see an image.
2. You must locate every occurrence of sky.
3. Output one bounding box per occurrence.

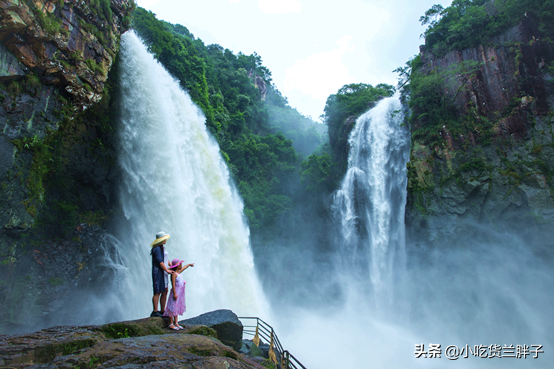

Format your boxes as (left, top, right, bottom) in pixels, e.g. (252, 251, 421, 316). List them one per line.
(134, 0, 453, 121)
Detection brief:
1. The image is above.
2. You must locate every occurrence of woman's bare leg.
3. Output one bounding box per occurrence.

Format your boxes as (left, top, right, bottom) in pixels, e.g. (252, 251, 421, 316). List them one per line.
(160, 287, 168, 312)
(152, 293, 160, 311)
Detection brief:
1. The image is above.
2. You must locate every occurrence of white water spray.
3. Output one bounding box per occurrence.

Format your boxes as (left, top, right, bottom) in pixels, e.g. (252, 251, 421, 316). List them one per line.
(279, 95, 553, 368)
(114, 31, 267, 319)
(332, 94, 409, 307)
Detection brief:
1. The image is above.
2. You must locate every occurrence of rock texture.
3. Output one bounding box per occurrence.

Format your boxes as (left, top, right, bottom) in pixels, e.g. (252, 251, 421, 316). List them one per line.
(248, 70, 266, 101)
(181, 309, 243, 350)
(0, 0, 134, 108)
(406, 17, 554, 250)
(0, 0, 133, 334)
(0, 224, 124, 334)
(0, 317, 266, 368)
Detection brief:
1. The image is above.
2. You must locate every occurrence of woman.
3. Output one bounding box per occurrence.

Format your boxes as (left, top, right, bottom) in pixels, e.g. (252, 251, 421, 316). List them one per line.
(150, 231, 174, 317)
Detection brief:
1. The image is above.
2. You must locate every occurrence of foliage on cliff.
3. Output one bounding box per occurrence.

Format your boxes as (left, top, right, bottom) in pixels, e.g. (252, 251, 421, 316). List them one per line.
(131, 8, 325, 242)
(420, 0, 554, 58)
(318, 83, 395, 181)
(397, 0, 554, 248)
(398, 0, 554, 153)
(0, 0, 135, 238)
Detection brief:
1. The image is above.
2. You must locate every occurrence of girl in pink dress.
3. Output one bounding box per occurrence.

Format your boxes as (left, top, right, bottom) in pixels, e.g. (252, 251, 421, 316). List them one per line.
(164, 258, 194, 330)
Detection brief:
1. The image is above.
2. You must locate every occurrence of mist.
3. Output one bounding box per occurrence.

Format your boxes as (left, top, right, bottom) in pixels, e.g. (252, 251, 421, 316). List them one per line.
(258, 96, 554, 369)
(265, 225, 554, 368)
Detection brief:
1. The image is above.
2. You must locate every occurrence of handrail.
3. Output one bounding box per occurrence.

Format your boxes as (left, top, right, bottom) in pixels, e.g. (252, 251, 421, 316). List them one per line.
(238, 317, 307, 369)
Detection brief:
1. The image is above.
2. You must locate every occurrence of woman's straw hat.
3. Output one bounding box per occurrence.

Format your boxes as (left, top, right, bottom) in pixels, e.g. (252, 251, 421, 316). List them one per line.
(151, 231, 170, 247)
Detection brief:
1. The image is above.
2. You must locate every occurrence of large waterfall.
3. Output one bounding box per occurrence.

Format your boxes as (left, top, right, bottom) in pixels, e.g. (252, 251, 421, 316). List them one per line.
(332, 94, 409, 308)
(113, 31, 267, 319)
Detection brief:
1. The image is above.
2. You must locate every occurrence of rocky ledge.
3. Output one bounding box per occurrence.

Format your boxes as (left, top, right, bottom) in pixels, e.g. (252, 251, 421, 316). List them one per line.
(0, 312, 271, 368)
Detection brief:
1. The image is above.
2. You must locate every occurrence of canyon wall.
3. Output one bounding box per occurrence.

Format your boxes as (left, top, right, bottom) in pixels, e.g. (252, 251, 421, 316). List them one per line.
(405, 16, 554, 252)
(0, 0, 133, 333)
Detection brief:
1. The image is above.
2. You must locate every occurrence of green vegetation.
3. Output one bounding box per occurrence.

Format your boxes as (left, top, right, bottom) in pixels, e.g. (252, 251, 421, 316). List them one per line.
(101, 323, 142, 339)
(393, 0, 554, 220)
(85, 59, 105, 76)
(7, 80, 22, 95)
(300, 151, 338, 193)
(188, 347, 212, 356)
(7, 52, 124, 238)
(222, 350, 238, 359)
(188, 326, 217, 338)
(60, 339, 96, 355)
(321, 82, 395, 178)
(12, 135, 54, 218)
(48, 277, 64, 286)
(399, 0, 554, 149)
(396, 57, 483, 147)
(324, 83, 395, 137)
(24, 0, 64, 36)
(420, 0, 554, 58)
(132, 8, 327, 244)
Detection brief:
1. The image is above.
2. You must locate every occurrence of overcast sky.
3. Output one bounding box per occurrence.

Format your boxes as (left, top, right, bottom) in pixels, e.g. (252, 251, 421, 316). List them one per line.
(134, 0, 453, 121)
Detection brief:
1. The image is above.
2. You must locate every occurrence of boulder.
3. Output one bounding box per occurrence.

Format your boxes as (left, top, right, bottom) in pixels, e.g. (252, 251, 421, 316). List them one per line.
(181, 309, 243, 349)
(238, 339, 264, 358)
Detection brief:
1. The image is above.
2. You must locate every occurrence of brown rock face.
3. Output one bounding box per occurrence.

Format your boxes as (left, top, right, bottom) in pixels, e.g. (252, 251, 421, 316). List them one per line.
(248, 69, 266, 101)
(0, 0, 134, 109)
(0, 318, 265, 368)
(417, 17, 554, 143)
(406, 18, 554, 250)
(0, 0, 134, 335)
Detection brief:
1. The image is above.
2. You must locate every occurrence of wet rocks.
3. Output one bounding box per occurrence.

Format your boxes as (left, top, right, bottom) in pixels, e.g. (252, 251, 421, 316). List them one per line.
(0, 224, 120, 334)
(181, 309, 244, 350)
(0, 317, 265, 368)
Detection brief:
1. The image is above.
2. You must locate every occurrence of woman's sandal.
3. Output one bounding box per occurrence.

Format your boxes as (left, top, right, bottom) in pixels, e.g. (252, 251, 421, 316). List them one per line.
(169, 324, 179, 331)
(176, 324, 184, 330)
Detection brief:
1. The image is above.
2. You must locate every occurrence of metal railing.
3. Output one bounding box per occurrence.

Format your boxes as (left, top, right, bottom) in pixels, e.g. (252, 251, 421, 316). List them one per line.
(239, 317, 307, 369)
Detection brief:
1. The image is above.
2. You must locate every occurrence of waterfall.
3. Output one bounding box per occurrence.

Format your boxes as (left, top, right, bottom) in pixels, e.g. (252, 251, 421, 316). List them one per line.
(113, 31, 267, 319)
(332, 94, 409, 308)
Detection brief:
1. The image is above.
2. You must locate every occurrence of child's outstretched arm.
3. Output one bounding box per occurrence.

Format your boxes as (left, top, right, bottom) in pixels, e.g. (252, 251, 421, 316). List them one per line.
(183, 263, 195, 270)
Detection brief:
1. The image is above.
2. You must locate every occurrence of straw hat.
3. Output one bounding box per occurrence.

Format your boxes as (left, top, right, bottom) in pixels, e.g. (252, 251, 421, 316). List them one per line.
(151, 231, 170, 247)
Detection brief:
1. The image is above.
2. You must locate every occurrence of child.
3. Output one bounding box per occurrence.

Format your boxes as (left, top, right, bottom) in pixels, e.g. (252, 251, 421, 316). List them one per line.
(164, 258, 194, 330)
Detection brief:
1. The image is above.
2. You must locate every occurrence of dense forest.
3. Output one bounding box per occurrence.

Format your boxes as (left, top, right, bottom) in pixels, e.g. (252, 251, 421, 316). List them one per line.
(131, 9, 329, 256)
(131, 9, 394, 253)
(418, 0, 554, 58)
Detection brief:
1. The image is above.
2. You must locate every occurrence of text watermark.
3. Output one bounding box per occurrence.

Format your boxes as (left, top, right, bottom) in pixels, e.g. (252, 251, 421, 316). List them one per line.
(415, 344, 543, 360)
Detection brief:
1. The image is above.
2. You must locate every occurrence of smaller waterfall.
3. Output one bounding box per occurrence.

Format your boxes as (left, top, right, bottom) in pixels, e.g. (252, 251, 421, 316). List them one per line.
(332, 94, 410, 308)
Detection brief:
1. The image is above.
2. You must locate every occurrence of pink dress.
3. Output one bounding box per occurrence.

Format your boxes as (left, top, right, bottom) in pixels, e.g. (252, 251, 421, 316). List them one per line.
(164, 273, 186, 317)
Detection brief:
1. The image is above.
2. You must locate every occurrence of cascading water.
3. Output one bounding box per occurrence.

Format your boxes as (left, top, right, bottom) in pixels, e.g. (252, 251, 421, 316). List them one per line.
(113, 31, 267, 319)
(282, 94, 553, 369)
(332, 94, 409, 308)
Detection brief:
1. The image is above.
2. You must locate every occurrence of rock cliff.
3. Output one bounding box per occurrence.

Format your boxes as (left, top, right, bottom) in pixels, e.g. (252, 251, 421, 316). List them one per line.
(0, 0, 133, 334)
(405, 16, 554, 251)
